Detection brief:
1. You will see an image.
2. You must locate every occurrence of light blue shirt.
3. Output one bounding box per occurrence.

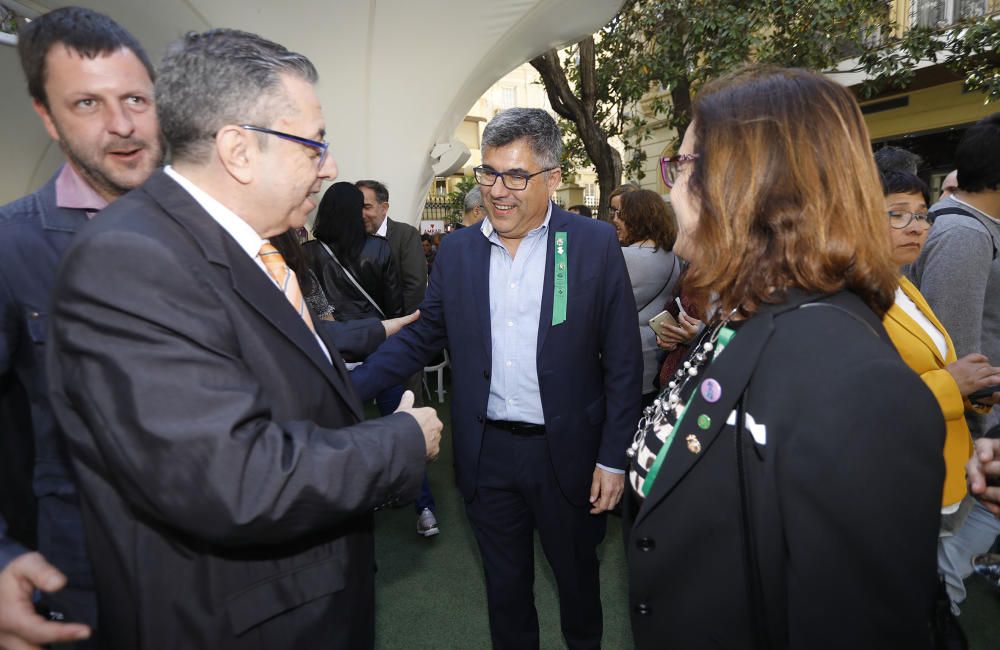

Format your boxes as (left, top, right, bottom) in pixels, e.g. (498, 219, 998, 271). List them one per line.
(483, 204, 551, 423)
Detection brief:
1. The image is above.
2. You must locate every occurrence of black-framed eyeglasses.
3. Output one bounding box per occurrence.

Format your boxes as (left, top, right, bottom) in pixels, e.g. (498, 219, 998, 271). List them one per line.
(608, 206, 621, 217)
(888, 210, 932, 230)
(474, 165, 557, 191)
(240, 125, 329, 170)
(660, 154, 699, 188)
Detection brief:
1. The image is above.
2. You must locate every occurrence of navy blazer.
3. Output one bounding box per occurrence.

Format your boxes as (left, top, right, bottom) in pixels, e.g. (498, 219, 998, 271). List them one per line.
(352, 205, 642, 506)
(0, 170, 94, 589)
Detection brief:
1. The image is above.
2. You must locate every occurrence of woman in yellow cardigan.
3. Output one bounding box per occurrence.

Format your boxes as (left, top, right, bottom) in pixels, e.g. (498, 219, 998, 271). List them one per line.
(880, 170, 1000, 512)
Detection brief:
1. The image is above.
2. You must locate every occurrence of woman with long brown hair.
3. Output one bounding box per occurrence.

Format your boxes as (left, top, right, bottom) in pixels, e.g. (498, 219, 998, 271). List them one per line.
(625, 66, 944, 648)
(612, 189, 681, 407)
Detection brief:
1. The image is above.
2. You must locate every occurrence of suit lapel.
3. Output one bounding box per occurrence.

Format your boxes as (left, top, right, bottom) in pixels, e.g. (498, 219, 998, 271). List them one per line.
(143, 172, 358, 412)
(891, 277, 952, 363)
(469, 227, 493, 362)
(633, 310, 776, 528)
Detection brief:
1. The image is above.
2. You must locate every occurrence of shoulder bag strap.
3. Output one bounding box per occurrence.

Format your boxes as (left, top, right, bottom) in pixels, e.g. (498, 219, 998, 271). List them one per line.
(928, 206, 998, 260)
(638, 254, 680, 314)
(318, 240, 386, 319)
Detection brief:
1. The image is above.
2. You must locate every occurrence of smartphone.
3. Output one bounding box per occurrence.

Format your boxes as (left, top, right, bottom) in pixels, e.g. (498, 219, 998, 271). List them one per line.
(970, 384, 1000, 402)
(649, 309, 679, 333)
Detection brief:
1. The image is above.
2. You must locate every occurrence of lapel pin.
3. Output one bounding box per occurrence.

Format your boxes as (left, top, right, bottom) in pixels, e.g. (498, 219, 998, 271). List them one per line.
(700, 378, 722, 403)
(697, 414, 711, 430)
(685, 434, 702, 454)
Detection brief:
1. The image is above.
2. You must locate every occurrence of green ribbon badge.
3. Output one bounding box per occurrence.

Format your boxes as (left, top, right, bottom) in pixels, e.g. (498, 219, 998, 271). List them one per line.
(552, 231, 568, 326)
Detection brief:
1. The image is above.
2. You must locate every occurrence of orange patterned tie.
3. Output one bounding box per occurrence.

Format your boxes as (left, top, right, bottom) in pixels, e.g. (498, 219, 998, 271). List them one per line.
(258, 242, 316, 334)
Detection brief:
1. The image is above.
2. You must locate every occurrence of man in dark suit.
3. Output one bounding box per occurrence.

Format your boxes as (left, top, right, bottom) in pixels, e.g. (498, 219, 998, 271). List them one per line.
(351, 108, 642, 649)
(45, 28, 440, 649)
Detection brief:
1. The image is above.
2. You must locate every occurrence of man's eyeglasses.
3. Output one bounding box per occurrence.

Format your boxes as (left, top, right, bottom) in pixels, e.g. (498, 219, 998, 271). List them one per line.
(474, 165, 557, 191)
(888, 210, 932, 230)
(660, 154, 699, 188)
(240, 125, 329, 170)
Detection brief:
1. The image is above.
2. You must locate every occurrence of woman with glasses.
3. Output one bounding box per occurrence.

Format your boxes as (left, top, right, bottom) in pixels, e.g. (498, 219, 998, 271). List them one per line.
(879, 169, 1000, 641)
(882, 169, 1000, 520)
(625, 66, 945, 649)
(611, 189, 681, 408)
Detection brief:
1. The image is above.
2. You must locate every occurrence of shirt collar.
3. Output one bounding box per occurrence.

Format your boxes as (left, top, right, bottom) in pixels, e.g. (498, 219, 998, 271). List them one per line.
(163, 165, 268, 260)
(376, 216, 389, 237)
(480, 201, 553, 242)
(55, 163, 110, 215)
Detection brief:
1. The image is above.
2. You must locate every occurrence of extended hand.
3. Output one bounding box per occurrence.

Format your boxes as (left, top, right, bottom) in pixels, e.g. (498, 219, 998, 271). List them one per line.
(0, 552, 91, 650)
(381, 310, 420, 338)
(968, 438, 1000, 516)
(395, 390, 442, 460)
(589, 467, 625, 514)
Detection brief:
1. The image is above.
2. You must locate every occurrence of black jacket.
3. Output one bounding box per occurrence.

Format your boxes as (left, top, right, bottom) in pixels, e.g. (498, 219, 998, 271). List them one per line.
(625, 290, 944, 650)
(305, 236, 403, 321)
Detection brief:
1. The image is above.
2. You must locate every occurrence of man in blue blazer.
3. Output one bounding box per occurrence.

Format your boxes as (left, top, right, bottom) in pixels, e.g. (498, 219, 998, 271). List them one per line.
(352, 108, 642, 649)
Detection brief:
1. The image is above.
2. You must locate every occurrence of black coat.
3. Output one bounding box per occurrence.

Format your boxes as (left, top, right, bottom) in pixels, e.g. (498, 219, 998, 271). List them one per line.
(46, 170, 426, 649)
(305, 236, 403, 321)
(625, 290, 945, 649)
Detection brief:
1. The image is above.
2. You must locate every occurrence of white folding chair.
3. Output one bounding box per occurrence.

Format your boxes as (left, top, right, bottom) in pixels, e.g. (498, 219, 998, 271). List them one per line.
(423, 349, 450, 403)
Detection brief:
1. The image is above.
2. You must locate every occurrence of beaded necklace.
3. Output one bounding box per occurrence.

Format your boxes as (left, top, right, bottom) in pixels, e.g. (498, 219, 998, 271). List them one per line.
(626, 309, 738, 496)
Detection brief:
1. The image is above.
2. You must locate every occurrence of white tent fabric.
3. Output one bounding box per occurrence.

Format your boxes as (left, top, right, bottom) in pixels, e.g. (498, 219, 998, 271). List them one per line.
(0, 0, 624, 225)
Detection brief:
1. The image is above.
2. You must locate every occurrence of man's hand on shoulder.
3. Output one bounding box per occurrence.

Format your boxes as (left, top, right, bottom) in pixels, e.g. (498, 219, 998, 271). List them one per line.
(394, 390, 441, 460)
(0, 552, 91, 650)
(589, 466, 625, 514)
(382, 310, 419, 338)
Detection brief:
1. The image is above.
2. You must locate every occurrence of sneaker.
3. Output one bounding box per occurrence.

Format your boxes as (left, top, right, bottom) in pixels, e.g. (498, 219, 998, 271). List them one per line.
(416, 508, 439, 537)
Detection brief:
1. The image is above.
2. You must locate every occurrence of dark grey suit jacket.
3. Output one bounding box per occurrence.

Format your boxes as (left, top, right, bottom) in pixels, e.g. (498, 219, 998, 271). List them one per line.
(384, 217, 426, 314)
(46, 170, 426, 649)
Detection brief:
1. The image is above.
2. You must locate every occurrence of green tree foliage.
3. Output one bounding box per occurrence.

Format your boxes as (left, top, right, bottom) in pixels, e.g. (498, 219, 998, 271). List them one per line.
(533, 0, 998, 219)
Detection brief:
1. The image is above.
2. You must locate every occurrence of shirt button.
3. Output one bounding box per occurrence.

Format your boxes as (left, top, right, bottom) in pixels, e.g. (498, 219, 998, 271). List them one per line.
(507, 321, 513, 327)
(505, 361, 513, 367)
(510, 282, 517, 288)
(507, 398, 515, 404)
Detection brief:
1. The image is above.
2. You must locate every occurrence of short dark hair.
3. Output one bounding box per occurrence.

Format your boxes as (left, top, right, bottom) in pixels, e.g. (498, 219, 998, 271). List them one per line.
(568, 204, 592, 217)
(955, 113, 1000, 193)
(874, 146, 921, 176)
(879, 169, 930, 205)
(481, 108, 562, 170)
(157, 29, 317, 164)
(17, 6, 154, 109)
(356, 180, 389, 204)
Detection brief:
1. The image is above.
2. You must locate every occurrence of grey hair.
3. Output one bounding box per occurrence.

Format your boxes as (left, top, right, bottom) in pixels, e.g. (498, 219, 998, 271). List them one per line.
(463, 186, 483, 213)
(481, 108, 562, 170)
(156, 29, 318, 164)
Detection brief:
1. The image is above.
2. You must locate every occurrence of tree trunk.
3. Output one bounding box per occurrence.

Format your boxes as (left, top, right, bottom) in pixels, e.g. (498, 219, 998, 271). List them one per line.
(531, 43, 623, 221)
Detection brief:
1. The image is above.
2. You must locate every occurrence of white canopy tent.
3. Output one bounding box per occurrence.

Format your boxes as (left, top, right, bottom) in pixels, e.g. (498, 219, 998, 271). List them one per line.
(0, 0, 624, 225)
